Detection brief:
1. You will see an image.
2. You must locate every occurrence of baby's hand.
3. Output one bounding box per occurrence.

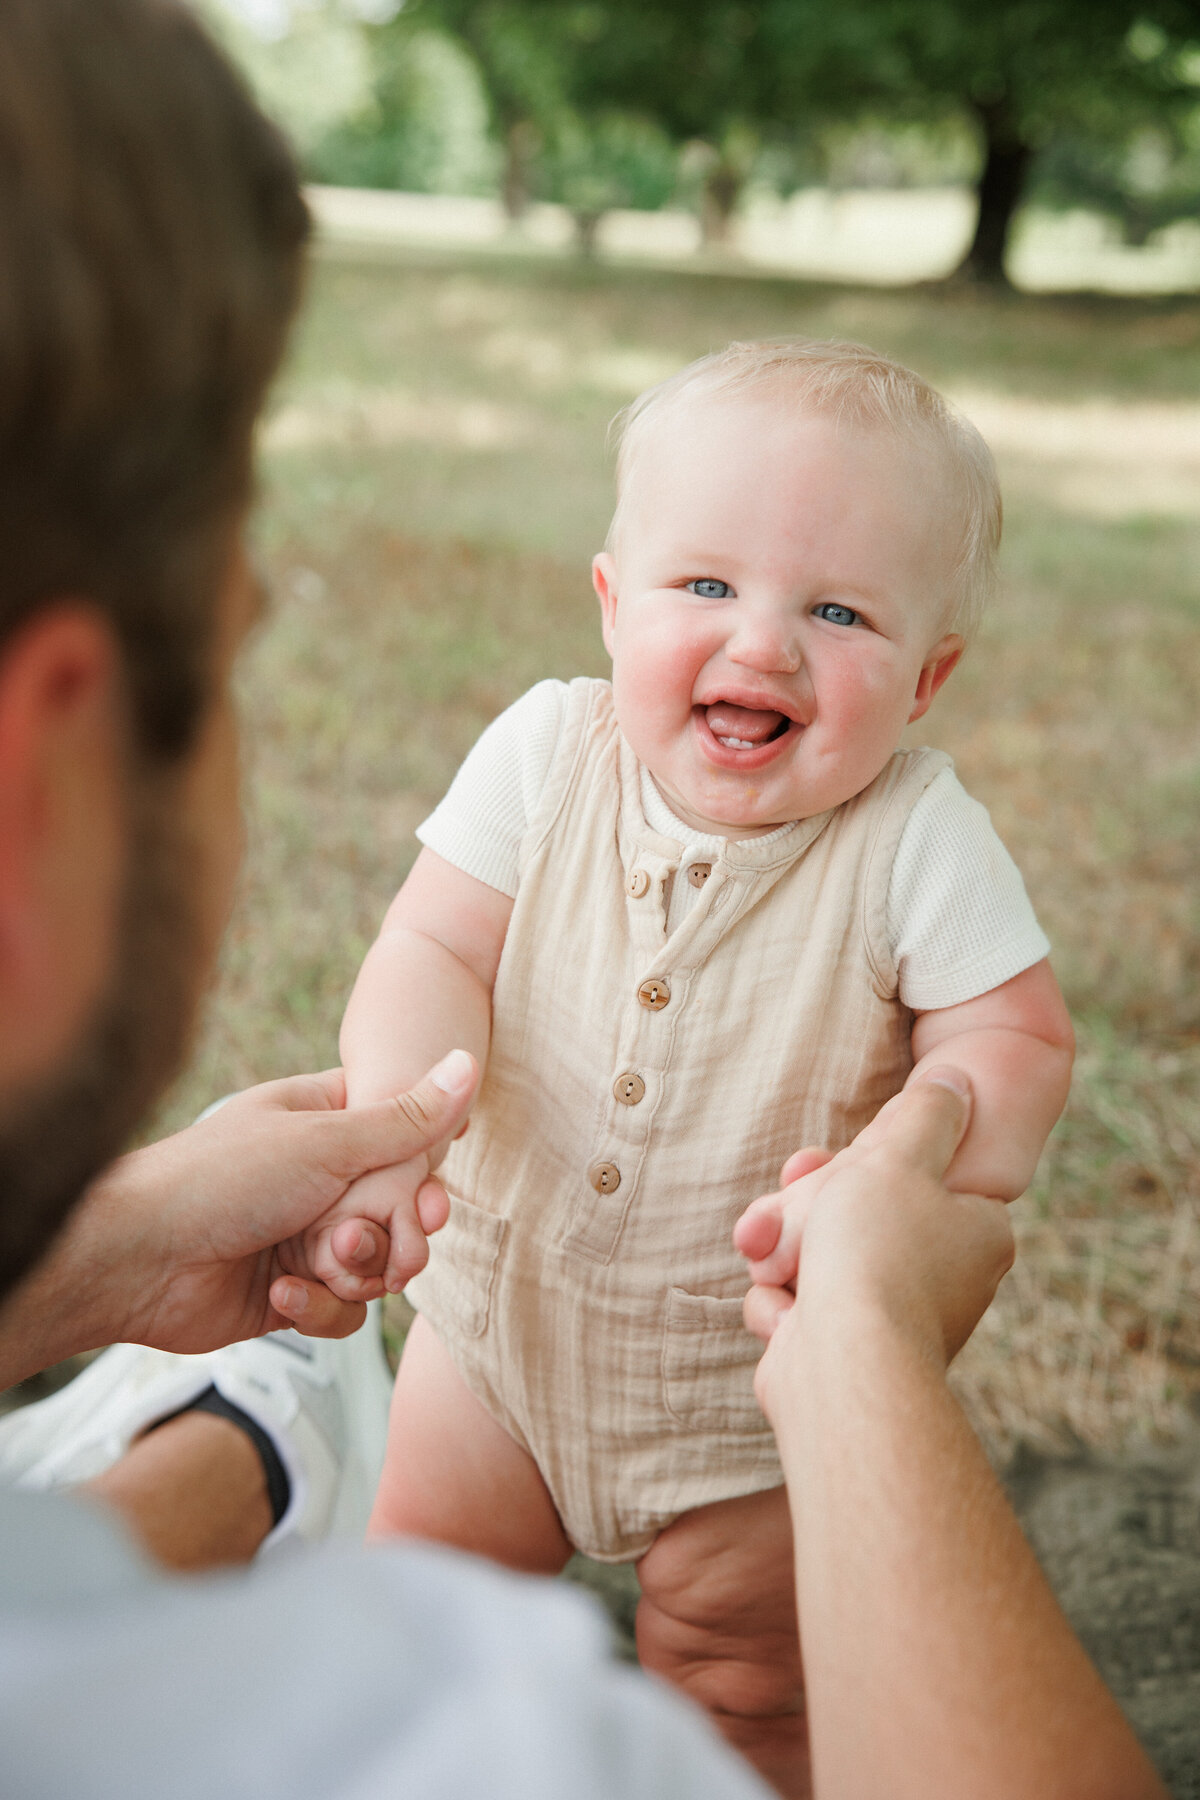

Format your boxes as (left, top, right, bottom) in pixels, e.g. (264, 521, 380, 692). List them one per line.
(734, 1090, 928, 1289)
(733, 1146, 836, 1290)
(279, 1154, 451, 1304)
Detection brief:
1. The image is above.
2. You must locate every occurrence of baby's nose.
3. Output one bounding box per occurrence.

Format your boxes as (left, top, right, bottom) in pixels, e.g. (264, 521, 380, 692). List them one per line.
(727, 612, 802, 675)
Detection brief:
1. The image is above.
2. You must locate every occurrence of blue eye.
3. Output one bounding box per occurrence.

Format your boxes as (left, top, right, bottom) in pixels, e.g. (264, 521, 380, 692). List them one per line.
(815, 603, 860, 628)
(687, 578, 731, 599)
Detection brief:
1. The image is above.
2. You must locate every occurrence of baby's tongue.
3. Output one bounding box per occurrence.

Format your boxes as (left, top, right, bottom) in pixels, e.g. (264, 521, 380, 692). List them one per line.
(705, 702, 785, 745)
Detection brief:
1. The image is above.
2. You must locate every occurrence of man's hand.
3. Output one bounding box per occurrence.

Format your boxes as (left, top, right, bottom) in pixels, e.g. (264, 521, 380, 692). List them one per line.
(734, 1069, 1015, 1418)
(0, 1051, 477, 1383)
(732, 1071, 1165, 1800)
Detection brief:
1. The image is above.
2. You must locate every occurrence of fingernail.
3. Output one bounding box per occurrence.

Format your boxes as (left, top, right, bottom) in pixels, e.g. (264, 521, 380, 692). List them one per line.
(919, 1066, 971, 1100)
(428, 1048, 475, 1096)
(279, 1282, 307, 1314)
(351, 1228, 373, 1263)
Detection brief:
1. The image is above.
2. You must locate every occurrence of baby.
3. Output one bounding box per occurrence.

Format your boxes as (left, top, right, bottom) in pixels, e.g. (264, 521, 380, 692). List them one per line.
(319, 340, 1073, 1790)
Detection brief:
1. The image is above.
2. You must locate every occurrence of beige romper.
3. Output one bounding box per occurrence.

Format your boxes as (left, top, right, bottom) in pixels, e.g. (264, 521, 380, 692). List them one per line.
(408, 678, 949, 1561)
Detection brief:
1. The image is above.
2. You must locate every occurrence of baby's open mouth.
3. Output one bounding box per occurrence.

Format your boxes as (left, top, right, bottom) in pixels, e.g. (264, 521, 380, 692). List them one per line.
(703, 702, 791, 751)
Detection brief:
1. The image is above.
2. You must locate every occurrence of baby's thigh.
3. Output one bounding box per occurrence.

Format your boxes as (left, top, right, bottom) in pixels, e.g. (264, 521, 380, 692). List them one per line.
(636, 1486, 800, 1686)
(637, 1490, 807, 1797)
(369, 1314, 572, 1576)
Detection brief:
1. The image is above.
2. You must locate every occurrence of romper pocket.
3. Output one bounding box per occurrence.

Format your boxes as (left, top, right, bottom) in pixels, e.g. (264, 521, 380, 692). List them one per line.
(661, 1287, 768, 1433)
(416, 1193, 507, 1340)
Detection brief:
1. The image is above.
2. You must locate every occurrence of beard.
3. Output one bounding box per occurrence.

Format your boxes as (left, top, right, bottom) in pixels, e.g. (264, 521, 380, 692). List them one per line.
(0, 759, 204, 1303)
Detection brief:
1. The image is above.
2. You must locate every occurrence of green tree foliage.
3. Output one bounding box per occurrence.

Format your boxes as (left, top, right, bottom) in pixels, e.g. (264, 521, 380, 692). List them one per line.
(539, 112, 679, 249)
(396, 2, 579, 214)
(1032, 112, 1200, 245)
(307, 26, 497, 193)
(853, 0, 1200, 278)
(475, 0, 1200, 278)
(207, 0, 1200, 283)
(197, 0, 375, 159)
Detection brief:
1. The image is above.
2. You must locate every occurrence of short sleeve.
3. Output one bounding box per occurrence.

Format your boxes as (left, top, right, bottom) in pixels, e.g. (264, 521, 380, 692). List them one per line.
(416, 680, 568, 897)
(888, 768, 1051, 1011)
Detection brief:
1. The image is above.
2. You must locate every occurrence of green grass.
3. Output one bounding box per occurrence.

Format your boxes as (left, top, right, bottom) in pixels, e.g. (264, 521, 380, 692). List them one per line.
(157, 251, 1200, 1458)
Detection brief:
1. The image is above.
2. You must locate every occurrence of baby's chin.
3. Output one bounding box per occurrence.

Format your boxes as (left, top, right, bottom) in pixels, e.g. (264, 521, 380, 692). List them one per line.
(650, 774, 799, 840)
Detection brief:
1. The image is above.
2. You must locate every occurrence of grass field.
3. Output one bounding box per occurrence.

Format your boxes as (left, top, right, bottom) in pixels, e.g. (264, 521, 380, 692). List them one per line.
(155, 248, 1200, 1462)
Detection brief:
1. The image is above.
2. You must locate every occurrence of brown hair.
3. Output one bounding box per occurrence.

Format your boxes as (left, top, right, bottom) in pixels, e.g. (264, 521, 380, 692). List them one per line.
(0, 0, 309, 760)
(609, 338, 1002, 641)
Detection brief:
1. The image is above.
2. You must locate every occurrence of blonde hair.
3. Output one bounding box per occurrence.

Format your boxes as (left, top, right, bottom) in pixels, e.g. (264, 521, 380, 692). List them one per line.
(608, 338, 1001, 640)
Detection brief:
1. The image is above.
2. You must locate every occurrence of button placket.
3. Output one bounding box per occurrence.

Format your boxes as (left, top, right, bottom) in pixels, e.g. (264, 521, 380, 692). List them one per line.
(623, 849, 677, 949)
(563, 955, 687, 1264)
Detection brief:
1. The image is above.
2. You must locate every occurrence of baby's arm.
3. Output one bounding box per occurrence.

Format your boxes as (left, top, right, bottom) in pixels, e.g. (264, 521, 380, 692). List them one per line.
(307, 848, 512, 1298)
(909, 959, 1074, 1200)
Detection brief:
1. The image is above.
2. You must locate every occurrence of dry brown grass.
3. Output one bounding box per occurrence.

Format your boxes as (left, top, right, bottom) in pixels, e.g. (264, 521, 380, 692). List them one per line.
(155, 251, 1200, 1462)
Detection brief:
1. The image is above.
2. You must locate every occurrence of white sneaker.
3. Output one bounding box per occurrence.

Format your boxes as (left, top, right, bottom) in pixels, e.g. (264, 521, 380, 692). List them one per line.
(212, 1312, 395, 1556)
(0, 1306, 395, 1553)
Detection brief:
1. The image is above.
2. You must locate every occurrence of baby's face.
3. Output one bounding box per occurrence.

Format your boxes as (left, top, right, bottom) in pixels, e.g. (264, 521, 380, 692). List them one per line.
(594, 396, 965, 837)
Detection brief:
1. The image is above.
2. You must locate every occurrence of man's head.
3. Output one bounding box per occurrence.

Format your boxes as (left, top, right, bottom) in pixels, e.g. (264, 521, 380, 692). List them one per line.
(0, 0, 308, 1299)
(593, 339, 1001, 838)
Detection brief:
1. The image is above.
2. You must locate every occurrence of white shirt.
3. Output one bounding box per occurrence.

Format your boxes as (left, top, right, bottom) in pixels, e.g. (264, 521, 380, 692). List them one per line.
(418, 680, 1050, 1012)
(0, 1490, 768, 1799)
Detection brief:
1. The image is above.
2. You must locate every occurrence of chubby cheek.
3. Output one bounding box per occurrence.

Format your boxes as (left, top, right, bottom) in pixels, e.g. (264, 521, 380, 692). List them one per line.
(610, 607, 713, 749)
(818, 651, 915, 765)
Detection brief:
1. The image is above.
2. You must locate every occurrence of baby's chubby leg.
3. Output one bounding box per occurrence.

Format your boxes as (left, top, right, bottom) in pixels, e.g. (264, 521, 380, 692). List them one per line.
(369, 1314, 572, 1574)
(636, 1487, 809, 1800)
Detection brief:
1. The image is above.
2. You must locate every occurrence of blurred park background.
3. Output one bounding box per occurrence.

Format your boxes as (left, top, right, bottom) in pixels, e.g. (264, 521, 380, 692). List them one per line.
(165, 0, 1200, 1467)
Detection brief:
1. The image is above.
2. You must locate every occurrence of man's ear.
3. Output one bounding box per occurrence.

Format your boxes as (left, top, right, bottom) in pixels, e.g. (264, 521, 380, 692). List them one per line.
(908, 634, 964, 724)
(593, 553, 619, 657)
(0, 603, 127, 1084)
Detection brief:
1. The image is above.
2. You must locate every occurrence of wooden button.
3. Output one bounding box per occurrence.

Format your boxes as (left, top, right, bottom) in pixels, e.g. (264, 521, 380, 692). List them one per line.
(637, 977, 670, 1010)
(627, 868, 650, 898)
(686, 862, 711, 888)
(613, 1071, 646, 1106)
(589, 1161, 621, 1194)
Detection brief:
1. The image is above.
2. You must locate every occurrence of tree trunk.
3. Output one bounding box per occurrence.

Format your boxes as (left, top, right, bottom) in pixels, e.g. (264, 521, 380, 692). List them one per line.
(501, 119, 540, 223)
(700, 160, 745, 247)
(572, 207, 605, 257)
(957, 100, 1032, 285)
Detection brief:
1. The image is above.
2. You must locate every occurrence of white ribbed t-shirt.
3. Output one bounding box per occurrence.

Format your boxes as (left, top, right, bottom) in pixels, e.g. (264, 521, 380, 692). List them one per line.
(417, 680, 1049, 1011)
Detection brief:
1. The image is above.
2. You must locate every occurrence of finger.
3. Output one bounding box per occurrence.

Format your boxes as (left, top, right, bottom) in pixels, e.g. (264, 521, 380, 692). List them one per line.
(732, 1193, 784, 1261)
(329, 1217, 389, 1276)
(229, 1068, 348, 1116)
(269, 1276, 368, 1339)
(274, 1068, 347, 1113)
(874, 1068, 973, 1178)
(416, 1177, 450, 1236)
(777, 1145, 834, 1189)
(843, 1087, 908, 1154)
(744, 1174, 822, 1287)
(321, 1267, 386, 1302)
(323, 1051, 478, 1183)
(383, 1205, 432, 1295)
(300, 1219, 388, 1301)
(743, 1283, 794, 1344)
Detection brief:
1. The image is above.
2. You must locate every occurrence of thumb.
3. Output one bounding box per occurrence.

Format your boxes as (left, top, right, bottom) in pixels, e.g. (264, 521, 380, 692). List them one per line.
(322, 1050, 479, 1182)
(879, 1067, 973, 1179)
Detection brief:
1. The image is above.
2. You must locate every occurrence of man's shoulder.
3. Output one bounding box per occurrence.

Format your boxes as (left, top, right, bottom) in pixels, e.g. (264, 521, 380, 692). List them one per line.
(0, 1493, 768, 1800)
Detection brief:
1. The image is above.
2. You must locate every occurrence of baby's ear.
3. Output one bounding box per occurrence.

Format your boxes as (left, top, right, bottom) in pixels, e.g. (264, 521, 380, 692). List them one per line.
(593, 553, 619, 655)
(908, 634, 964, 723)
